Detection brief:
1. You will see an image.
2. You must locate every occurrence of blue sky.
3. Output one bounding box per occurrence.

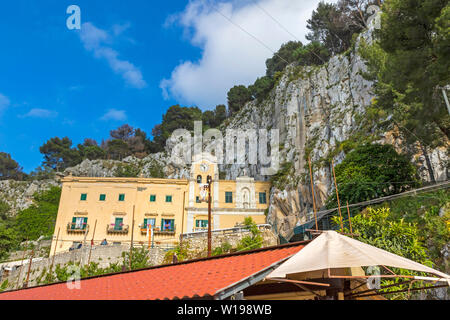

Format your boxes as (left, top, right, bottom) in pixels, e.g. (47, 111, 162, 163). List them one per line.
(0, 0, 328, 173)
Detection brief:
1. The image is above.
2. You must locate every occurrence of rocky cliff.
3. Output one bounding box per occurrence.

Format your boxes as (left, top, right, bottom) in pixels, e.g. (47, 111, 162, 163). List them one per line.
(216, 29, 448, 240)
(2, 29, 447, 239)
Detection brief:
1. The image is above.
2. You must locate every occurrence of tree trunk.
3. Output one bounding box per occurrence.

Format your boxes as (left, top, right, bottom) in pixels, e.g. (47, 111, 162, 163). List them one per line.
(420, 144, 436, 183)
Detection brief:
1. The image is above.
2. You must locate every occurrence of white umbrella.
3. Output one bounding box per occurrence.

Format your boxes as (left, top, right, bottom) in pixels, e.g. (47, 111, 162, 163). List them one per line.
(267, 231, 450, 284)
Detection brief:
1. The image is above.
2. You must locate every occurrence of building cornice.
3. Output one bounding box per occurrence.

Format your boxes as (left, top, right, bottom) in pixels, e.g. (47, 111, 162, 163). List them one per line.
(61, 176, 189, 185)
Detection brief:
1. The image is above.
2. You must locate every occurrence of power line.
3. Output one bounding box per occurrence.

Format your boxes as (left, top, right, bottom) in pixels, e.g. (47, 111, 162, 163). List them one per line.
(291, 180, 450, 236)
(251, 0, 302, 43)
(212, 5, 290, 65)
(250, 0, 327, 64)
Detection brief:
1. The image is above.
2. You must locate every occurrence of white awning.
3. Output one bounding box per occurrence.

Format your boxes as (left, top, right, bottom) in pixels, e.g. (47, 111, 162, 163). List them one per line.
(267, 231, 450, 283)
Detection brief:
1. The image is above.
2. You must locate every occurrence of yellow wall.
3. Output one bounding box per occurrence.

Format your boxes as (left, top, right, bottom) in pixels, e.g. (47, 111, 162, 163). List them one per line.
(51, 168, 271, 255)
(50, 177, 188, 254)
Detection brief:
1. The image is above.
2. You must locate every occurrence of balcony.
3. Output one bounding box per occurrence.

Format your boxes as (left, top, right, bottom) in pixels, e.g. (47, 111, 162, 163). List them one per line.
(154, 225, 176, 235)
(106, 224, 129, 234)
(140, 226, 159, 234)
(194, 227, 208, 232)
(67, 222, 88, 233)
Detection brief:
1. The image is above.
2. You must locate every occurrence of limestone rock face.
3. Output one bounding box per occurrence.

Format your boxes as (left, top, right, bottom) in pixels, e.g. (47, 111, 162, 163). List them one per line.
(216, 29, 448, 240)
(0, 179, 58, 216)
(63, 153, 190, 180)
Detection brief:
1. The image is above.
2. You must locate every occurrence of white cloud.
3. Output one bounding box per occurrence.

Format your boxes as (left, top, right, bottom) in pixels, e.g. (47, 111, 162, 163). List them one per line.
(112, 22, 131, 37)
(21, 108, 58, 118)
(79, 22, 146, 89)
(0, 93, 10, 114)
(161, 0, 336, 108)
(101, 109, 127, 121)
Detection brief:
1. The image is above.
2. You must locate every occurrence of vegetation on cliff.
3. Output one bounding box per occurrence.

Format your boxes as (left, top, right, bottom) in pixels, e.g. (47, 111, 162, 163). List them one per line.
(0, 187, 61, 261)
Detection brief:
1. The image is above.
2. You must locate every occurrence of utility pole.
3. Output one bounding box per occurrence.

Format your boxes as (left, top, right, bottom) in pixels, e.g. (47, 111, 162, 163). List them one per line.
(180, 191, 186, 249)
(308, 156, 318, 231)
(129, 205, 135, 271)
(207, 176, 212, 257)
(24, 249, 34, 288)
(332, 160, 344, 233)
(87, 220, 97, 265)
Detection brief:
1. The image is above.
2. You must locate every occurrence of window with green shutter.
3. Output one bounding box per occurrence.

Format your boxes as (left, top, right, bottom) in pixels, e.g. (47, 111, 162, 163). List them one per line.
(150, 195, 156, 202)
(99, 194, 106, 201)
(165, 195, 172, 203)
(80, 193, 87, 201)
(72, 217, 87, 230)
(196, 196, 200, 203)
(195, 220, 208, 228)
(161, 219, 174, 231)
(114, 218, 123, 231)
(118, 194, 125, 201)
(143, 218, 155, 229)
(259, 192, 267, 204)
(225, 192, 233, 203)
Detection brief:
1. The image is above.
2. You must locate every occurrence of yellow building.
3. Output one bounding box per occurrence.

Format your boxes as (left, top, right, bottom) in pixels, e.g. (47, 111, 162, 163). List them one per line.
(50, 153, 271, 254)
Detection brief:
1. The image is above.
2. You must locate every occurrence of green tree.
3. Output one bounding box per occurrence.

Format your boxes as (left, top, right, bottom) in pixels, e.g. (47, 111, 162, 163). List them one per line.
(0, 200, 10, 220)
(77, 139, 106, 161)
(332, 207, 432, 299)
(39, 137, 81, 171)
(265, 41, 303, 77)
(237, 217, 263, 251)
(0, 152, 25, 180)
(306, 1, 363, 55)
(202, 110, 215, 130)
(248, 76, 275, 102)
(105, 139, 130, 160)
(213, 104, 227, 127)
(115, 163, 140, 177)
(326, 144, 420, 208)
(361, 0, 450, 181)
(122, 247, 151, 270)
(0, 223, 18, 261)
(15, 187, 61, 240)
(294, 41, 330, 66)
(227, 85, 253, 116)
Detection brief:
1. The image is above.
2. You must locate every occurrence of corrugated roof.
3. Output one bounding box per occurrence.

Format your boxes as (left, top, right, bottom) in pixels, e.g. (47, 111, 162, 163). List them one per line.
(0, 242, 305, 300)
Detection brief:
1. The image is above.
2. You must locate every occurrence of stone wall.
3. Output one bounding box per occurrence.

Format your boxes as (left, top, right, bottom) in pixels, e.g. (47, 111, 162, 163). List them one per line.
(181, 225, 278, 255)
(0, 244, 169, 290)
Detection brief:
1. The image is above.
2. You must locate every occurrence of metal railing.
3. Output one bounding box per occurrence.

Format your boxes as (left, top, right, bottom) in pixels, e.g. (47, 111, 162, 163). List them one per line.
(66, 223, 88, 233)
(106, 224, 129, 234)
(181, 224, 272, 239)
(154, 224, 176, 235)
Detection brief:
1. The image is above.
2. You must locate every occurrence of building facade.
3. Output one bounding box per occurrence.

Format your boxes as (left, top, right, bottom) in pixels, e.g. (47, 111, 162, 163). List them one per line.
(50, 154, 271, 254)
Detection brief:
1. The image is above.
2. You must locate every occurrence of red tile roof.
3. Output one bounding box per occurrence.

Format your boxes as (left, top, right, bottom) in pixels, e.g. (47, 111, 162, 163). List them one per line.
(0, 243, 305, 300)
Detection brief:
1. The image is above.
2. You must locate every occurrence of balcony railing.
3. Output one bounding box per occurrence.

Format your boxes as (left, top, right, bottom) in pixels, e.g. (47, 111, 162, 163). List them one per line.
(106, 224, 129, 234)
(140, 226, 159, 234)
(67, 223, 88, 233)
(154, 224, 176, 235)
(194, 227, 208, 232)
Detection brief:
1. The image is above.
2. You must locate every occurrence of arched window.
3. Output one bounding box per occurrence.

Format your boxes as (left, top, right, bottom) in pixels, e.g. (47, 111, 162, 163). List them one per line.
(197, 175, 202, 184)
